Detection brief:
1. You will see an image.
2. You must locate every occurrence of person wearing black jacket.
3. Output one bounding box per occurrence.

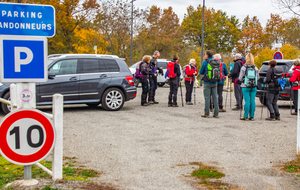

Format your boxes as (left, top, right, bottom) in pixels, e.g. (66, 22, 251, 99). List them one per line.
(148, 50, 163, 104)
(140, 55, 154, 106)
(264, 60, 281, 120)
(228, 53, 244, 110)
(168, 54, 181, 107)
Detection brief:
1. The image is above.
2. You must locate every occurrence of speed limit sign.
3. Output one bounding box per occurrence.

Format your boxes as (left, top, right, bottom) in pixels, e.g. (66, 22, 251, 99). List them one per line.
(0, 109, 55, 165)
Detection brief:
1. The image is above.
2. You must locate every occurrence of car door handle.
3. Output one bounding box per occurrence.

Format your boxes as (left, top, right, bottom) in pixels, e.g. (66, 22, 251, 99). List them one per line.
(100, 74, 107, 78)
(69, 76, 78, 81)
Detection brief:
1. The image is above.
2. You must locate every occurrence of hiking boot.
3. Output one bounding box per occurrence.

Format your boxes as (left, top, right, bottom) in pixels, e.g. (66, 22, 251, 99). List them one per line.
(275, 116, 280, 121)
(186, 102, 193, 105)
(219, 109, 226, 112)
(142, 103, 149, 106)
(201, 114, 209, 118)
(213, 115, 219, 118)
(153, 101, 159, 104)
(292, 112, 297, 115)
(265, 117, 276, 121)
(168, 104, 172, 107)
(148, 101, 154, 104)
(172, 104, 179, 107)
(249, 117, 254, 121)
(240, 117, 248, 120)
(232, 108, 242, 111)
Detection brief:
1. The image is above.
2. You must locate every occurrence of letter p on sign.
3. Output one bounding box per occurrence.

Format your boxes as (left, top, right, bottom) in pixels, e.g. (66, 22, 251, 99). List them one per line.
(14, 47, 33, 72)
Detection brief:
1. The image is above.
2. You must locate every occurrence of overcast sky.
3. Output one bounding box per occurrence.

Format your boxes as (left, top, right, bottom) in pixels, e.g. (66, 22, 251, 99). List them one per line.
(133, 0, 289, 27)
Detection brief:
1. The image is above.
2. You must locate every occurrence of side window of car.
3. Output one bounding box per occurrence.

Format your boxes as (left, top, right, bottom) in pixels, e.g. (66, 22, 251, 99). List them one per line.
(157, 62, 168, 69)
(103, 59, 120, 72)
(49, 59, 78, 75)
(79, 59, 107, 73)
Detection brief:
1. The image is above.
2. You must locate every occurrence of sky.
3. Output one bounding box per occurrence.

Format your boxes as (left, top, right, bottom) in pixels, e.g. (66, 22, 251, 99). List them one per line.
(133, 0, 290, 27)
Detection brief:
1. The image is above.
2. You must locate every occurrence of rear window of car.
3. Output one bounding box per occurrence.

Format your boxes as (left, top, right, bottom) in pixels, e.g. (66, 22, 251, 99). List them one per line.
(259, 62, 291, 73)
(103, 59, 120, 72)
(79, 59, 107, 73)
(157, 62, 168, 69)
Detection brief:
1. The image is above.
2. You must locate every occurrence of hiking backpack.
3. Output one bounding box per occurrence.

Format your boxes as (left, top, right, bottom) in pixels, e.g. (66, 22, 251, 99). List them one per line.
(134, 62, 143, 79)
(182, 65, 191, 78)
(215, 59, 225, 80)
(273, 67, 285, 91)
(165, 61, 176, 79)
(206, 59, 221, 82)
(244, 65, 257, 88)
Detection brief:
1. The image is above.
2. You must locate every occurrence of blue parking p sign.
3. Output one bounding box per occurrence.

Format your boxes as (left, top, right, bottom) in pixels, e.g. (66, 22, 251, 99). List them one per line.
(0, 36, 47, 82)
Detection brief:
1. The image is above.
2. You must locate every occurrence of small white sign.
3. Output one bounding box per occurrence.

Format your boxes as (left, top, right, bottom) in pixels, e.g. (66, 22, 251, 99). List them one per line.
(20, 89, 33, 102)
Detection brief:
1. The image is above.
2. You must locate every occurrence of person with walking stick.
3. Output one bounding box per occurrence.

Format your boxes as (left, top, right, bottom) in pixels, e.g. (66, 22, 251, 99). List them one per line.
(289, 60, 300, 115)
(167, 54, 181, 107)
(183, 59, 198, 105)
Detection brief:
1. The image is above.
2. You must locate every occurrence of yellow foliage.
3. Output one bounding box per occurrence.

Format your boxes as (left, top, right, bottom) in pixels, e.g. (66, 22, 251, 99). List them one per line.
(73, 28, 108, 54)
(254, 47, 275, 68)
(187, 49, 202, 68)
(280, 44, 300, 59)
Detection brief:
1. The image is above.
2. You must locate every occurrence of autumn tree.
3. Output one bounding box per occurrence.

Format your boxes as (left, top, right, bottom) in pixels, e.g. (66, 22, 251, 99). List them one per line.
(283, 17, 300, 49)
(263, 14, 286, 48)
(181, 5, 240, 54)
(236, 15, 263, 56)
(280, 44, 300, 59)
(273, 0, 300, 16)
(254, 47, 275, 68)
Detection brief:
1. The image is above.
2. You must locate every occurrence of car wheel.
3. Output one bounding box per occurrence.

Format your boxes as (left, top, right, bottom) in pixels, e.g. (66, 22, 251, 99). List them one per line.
(134, 78, 140, 87)
(101, 88, 125, 111)
(1, 92, 11, 114)
(86, 103, 100, 108)
(259, 96, 267, 106)
(158, 83, 165, 87)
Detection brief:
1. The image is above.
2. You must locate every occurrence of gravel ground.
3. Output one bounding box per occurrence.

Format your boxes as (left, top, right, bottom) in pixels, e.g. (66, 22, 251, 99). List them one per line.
(2, 86, 300, 190)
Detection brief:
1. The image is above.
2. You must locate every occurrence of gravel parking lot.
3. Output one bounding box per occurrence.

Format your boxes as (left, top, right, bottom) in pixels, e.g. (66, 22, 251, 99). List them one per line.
(3, 86, 300, 190)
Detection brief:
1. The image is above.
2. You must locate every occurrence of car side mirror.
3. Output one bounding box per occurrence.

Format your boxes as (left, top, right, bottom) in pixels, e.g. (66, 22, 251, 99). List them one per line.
(48, 72, 56, 79)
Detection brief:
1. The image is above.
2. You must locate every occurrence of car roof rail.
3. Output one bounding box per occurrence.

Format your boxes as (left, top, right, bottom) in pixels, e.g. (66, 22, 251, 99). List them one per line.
(48, 54, 119, 59)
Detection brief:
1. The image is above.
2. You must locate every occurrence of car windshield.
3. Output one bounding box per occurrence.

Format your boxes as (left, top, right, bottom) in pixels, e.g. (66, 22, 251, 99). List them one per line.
(47, 58, 56, 65)
(130, 62, 140, 69)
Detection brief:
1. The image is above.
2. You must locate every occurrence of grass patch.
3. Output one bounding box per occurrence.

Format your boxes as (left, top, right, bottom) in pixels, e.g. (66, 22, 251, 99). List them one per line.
(0, 155, 100, 189)
(284, 154, 300, 173)
(190, 162, 225, 179)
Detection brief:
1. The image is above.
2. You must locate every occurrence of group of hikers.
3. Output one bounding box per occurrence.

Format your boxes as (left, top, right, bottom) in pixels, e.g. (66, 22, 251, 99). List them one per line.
(135, 50, 300, 121)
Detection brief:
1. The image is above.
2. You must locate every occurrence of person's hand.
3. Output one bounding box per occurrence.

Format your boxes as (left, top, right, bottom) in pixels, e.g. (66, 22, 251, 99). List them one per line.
(154, 73, 157, 77)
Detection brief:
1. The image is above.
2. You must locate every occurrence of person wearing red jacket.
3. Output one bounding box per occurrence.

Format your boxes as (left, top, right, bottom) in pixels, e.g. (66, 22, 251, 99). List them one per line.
(184, 59, 198, 105)
(289, 60, 300, 115)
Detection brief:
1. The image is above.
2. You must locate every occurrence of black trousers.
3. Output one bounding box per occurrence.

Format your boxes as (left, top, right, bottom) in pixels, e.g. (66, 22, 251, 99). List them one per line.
(294, 90, 298, 113)
(168, 78, 179, 105)
(185, 80, 194, 102)
(140, 78, 149, 105)
(266, 91, 280, 118)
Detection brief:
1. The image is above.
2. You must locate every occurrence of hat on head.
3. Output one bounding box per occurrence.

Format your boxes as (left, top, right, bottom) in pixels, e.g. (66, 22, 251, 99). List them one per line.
(189, 59, 196, 64)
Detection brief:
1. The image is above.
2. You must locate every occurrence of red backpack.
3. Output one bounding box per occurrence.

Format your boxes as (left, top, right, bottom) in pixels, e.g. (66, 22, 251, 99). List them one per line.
(215, 59, 224, 80)
(166, 61, 177, 78)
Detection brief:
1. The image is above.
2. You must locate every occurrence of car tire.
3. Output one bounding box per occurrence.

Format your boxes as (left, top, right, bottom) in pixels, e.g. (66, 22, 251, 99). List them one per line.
(101, 88, 125, 111)
(1, 92, 11, 114)
(134, 78, 140, 87)
(86, 103, 100, 108)
(158, 83, 165, 87)
(259, 96, 267, 106)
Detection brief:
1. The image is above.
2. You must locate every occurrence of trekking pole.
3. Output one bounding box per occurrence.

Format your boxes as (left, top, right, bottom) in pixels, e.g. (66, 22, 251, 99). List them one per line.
(261, 84, 266, 120)
(225, 77, 229, 109)
(290, 82, 293, 115)
(180, 78, 184, 107)
(230, 80, 232, 109)
(194, 75, 196, 105)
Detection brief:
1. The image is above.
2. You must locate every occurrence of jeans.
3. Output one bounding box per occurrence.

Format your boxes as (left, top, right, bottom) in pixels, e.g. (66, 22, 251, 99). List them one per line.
(149, 76, 158, 101)
(204, 83, 218, 116)
(210, 84, 224, 109)
(266, 91, 280, 118)
(185, 80, 194, 102)
(234, 83, 243, 109)
(242, 87, 257, 118)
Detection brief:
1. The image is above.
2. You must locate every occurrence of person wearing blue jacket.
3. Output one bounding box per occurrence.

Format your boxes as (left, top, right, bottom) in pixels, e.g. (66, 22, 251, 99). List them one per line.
(209, 54, 228, 112)
(199, 50, 219, 118)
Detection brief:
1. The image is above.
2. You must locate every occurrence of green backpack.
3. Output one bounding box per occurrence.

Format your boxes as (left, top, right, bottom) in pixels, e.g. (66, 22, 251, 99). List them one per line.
(206, 59, 221, 82)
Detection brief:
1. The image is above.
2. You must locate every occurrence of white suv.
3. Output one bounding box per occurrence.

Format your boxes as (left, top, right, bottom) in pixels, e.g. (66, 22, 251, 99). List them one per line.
(129, 59, 183, 87)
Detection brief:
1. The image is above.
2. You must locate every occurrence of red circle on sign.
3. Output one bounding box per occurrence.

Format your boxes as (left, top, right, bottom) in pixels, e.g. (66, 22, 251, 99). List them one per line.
(0, 109, 55, 165)
(273, 51, 283, 60)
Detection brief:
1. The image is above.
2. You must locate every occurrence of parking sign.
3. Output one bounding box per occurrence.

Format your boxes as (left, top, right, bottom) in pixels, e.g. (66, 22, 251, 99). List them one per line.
(0, 36, 47, 82)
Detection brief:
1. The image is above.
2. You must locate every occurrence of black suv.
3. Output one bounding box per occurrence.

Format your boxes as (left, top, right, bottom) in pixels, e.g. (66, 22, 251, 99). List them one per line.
(256, 59, 294, 105)
(0, 54, 137, 113)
